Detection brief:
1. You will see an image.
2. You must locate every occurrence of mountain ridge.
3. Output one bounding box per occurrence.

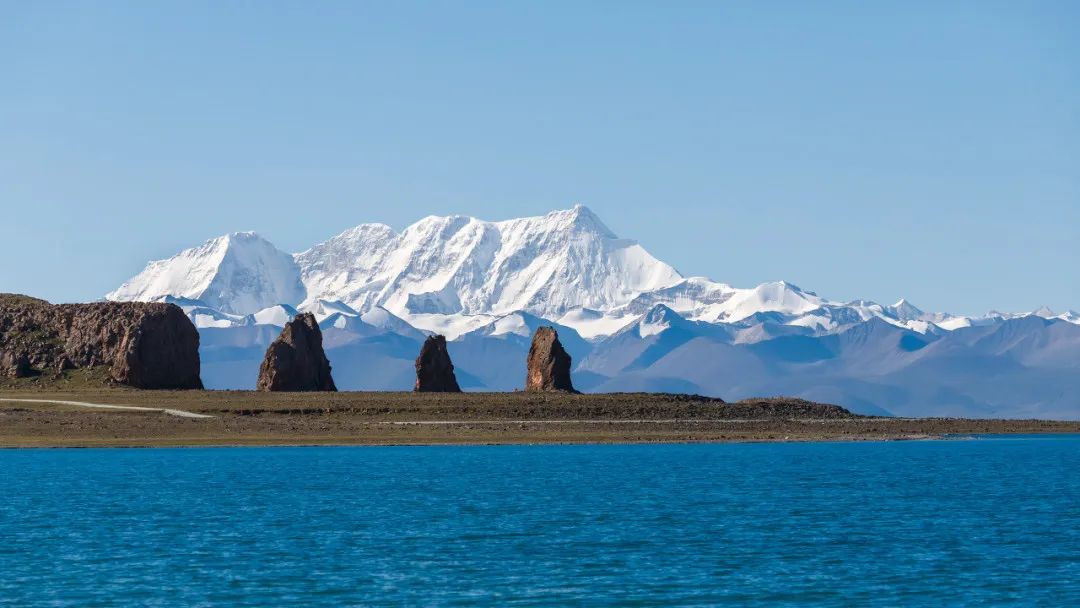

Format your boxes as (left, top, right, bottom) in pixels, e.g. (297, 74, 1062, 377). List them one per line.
(105, 205, 1070, 335)
(103, 206, 1080, 419)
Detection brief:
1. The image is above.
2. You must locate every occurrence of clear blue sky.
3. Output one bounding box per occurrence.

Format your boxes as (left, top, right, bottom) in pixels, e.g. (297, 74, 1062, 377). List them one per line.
(1, 1, 1076, 315)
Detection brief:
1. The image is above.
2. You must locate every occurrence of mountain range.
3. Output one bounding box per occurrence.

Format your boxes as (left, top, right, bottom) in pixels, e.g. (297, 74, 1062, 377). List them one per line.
(106, 206, 1080, 419)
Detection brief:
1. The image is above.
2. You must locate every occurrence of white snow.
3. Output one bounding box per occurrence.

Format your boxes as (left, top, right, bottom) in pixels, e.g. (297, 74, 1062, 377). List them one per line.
(107, 206, 1070, 341)
(305, 299, 361, 323)
(360, 306, 426, 338)
(787, 313, 834, 332)
(703, 281, 825, 323)
(192, 313, 239, 328)
(400, 312, 497, 340)
(1055, 310, 1080, 325)
(557, 308, 638, 340)
(177, 305, 248, 329)
(107, 232, 306, 315)
(634, 305, 682, 338)
(294, 205, 683, 319)
(935, 316, 974, 331)
(489, 313, 532, 337)
(638, 317, 668, 338)
(251, 304, 298, 327)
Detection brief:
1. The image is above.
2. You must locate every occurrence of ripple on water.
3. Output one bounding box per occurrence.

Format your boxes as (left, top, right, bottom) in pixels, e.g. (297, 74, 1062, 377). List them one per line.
(2, 438, 1080, 606)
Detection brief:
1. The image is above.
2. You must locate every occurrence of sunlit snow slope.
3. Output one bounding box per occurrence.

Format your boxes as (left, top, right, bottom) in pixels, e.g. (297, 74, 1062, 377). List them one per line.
(107, 232, 305, 315)
(106, 205, 1080, 418)
(294, 205, 683, 319)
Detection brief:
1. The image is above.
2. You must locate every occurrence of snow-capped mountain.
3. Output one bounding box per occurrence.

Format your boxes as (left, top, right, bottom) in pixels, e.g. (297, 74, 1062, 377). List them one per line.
(106, 205, 1066, 338)
(294, 205, 682, 319)
(107, 206, 1079, 419)
(109, 205, 682, 324)
(107, 232, 305, 315)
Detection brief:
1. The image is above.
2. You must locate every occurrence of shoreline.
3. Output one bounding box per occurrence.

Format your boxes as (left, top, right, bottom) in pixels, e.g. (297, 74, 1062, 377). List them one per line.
(0, 436, 959, 449)
(0, 432, 1012, 449)
(2, 388, 1078, 448)
(3, 433, 1074, 450)
(0, 428, 956, 449)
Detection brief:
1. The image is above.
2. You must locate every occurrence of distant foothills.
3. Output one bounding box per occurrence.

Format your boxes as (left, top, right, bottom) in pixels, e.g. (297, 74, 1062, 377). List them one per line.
(61, 206, 1080, 419)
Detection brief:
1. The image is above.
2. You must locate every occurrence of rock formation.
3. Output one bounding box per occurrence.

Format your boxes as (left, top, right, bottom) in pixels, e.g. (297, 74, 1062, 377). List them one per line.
(0, 350, 31, 378)
(0, 293, 203, 388)
(414, 335, 461, 392)
(257, 313, 337, 392)
(525, 326, 576, 392)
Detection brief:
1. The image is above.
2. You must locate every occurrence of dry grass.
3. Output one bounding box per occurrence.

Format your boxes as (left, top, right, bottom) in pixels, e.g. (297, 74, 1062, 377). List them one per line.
(1, 386, 1078, 448)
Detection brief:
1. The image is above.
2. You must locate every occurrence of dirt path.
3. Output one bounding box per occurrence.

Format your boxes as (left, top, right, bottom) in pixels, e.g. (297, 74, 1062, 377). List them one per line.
(0, 398, 214, 419)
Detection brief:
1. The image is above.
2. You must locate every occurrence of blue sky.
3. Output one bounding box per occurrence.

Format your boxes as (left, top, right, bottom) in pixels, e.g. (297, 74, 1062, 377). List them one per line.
(1, 1, 1076, 315)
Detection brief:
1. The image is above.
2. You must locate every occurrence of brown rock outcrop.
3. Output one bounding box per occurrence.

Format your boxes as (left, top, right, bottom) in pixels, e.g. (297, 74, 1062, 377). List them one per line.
(257, 313, 337, 392)
(1, 350, 31, 378)
(414, 335, 461, 392)
(0, 293, 203, 389)
(525, 326, 576, 392)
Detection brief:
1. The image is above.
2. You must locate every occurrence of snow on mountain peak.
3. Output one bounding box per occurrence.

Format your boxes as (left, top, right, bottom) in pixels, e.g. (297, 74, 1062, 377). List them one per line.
(1032, 306, 1055, 319)
(554, 204, 617, 238)
(704, 281, 825, 323)
(106, 207, 1068, 341)
(108, 207, 682, 322)
(294, 206, 682, 319)
(106, 231, 305, 315)
(251, 304, 299, 326)
(638, 304, 688, 337)
(886, 298, 926, 321)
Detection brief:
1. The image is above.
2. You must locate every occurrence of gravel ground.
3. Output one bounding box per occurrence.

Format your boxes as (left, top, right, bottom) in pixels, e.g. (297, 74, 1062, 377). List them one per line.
(1, 389, 1077, 447)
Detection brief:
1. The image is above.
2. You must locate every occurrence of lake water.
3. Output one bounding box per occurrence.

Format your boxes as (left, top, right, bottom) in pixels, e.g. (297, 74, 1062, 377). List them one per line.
(2, 437, 1079, 606)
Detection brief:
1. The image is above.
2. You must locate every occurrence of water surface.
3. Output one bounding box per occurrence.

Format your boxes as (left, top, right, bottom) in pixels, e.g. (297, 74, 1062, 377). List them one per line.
(2, 437, 1079, 605)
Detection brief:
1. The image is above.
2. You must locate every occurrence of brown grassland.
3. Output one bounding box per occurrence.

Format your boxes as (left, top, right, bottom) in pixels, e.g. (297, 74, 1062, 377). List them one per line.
(2, 369, 1077, 448)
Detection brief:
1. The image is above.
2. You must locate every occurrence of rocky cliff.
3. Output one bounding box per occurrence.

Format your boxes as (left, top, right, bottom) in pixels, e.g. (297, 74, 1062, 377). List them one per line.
(257, 313, 337, 391)
(525, 326, 576, 392)
(414, 335, 461, 392)
(0, 293, 203, 389)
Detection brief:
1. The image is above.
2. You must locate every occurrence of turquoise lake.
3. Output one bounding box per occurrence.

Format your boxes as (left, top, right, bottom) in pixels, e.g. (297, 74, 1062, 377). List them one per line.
(2, 437, 1079, 605)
